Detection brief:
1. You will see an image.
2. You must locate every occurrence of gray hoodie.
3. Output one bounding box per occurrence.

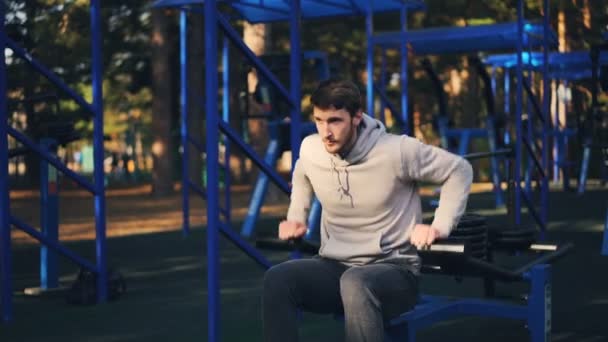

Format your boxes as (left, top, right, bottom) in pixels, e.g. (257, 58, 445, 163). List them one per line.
(287, 114, 473, 272)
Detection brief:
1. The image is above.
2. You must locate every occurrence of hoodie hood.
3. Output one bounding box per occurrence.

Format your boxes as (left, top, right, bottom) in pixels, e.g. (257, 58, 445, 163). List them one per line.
(336, 113, 386, 165)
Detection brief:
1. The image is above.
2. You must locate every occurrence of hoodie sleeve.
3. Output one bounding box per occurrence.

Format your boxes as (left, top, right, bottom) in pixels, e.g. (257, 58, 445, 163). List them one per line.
(286, 158, 314, 225)
(400, 136, 474, 237)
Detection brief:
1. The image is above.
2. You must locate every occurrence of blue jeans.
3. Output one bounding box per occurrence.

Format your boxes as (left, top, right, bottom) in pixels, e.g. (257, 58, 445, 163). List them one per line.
(263, 257, 419, 342)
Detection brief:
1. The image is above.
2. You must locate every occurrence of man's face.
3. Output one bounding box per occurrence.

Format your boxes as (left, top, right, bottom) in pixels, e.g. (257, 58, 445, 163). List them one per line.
(313, 107, 362, 154)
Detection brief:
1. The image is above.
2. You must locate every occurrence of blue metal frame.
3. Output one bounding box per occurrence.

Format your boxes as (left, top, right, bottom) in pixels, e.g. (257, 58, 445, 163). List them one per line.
(389, 265, 551, 342)
(0, 1, 11, 323)
(372, 22, 558, 54)
(40, 139, 59, 290)
(1, 0, 107, 322)
(153, 0, 426, 24)
(602, 206, 608, 256)
(180, 10, 190, 236)
(371, 21, 562, 211)
(510, 0, 551, 233)
(153, 2, 428, 341)
(483, 51, 608, 192)
(366, 3, 416, 135)
(222, 36, 232, 225)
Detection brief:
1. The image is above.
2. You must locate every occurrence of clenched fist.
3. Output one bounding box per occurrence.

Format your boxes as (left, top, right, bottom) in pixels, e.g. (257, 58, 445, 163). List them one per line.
(409, 223, 440, 250)
(278, 220, 308, 241)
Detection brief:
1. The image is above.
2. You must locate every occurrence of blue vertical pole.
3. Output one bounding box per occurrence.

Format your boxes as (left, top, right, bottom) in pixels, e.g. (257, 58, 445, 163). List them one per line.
(40, 139, 59, 290)
(489, 66, 504, 207)
(366, 6, 374, 117)
(504, 69, 511, 146)
(289, 0, 302, 169)
(602, 205, 608, 256)
(400, 6, 409, 135)
(553, 80, 559, 183)
(515, 0, 524, 225)
(525, 72, 533, 194)
(204, 0, 220, 340)
(90, 0, 107, 302)
(491, 67, 497, 95)
(0, 0, 13, 322)
(222, 36, 231, 224)
(540, 0, 550, 234)
(379, 49, 387, 124)
(527, 265, 551, 342)
(180, 10, 190, 236)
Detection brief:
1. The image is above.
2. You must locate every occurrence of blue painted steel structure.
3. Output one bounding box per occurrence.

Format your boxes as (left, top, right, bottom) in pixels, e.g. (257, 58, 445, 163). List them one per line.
(372, 21, 557, 213)
(155, 0, 425, 23)
(0, 0, 107, 322)
(156, 0, 564, 340)
(0, 2, 11, 323)
(373, 22, 557, 54)
(153, 1, 425, 341)
(603, 206, 608, 256)
(404, 2, 554, 234)
(485, 50, 608, 191)
(40, 139, 59, 290)
(240, 52, 327, 239)
(365, 4, 419, 134)
(389, 265, 552, 342)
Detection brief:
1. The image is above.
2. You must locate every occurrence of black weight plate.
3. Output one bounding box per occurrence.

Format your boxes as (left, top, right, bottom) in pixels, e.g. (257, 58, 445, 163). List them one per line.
(447, 233, 487, 243)
(457, 213, 487, 228)
(451, 225, 487, 236)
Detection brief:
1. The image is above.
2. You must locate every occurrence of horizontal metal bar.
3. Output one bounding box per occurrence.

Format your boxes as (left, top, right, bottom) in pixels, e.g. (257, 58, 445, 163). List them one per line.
(455, 299, 528, 319)
(10, 216, 97, 272)
(218, 120, 291, 194)
(218, 222, 273, 269)
(5, 38, 95, 117)
(307, 0, 352, 10)
(515, 243, 573, 275)
(392, 302, 459, 328)
(7, 127, 97, 194)
(230, 1, 290, 15)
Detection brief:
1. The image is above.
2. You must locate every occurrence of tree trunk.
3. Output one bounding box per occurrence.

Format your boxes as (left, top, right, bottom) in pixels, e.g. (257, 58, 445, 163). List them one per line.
(150, 9, 174, 196)
(187, 14, 204, 188)
(242, 22, 271, 183)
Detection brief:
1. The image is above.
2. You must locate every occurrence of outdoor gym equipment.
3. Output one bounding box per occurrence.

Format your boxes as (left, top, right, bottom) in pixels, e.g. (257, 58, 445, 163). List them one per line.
(258, 212, 572, 342)
(1, 1, 109, 320)
(484, 50, 608, 193)
(239, 51, 329, 240)
(420, 56, 505, 208)
(372, 6, 556, 234)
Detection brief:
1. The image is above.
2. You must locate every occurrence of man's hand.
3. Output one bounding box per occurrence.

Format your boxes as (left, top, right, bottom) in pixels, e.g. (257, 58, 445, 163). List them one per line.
(278, 220, 308, 241)
(410, 224, 441, 250)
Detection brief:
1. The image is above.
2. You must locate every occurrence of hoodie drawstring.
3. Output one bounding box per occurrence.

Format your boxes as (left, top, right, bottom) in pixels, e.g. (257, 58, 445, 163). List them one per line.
(330, 158, 354, 208)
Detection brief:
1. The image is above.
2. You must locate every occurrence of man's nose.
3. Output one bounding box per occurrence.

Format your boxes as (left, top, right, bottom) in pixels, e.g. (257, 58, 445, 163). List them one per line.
(318, 124, 330, 137)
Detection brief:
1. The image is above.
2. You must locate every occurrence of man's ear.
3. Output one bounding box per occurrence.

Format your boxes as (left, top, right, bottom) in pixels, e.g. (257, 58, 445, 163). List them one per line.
(353, 110, 363, 126)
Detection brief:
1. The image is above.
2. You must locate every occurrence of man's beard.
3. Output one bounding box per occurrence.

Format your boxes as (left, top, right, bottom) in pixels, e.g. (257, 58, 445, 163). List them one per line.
(336, 121, 357, 156)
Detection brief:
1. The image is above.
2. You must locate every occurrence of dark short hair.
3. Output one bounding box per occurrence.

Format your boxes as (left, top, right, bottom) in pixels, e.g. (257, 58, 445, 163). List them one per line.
(310, 79, 362, 117)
